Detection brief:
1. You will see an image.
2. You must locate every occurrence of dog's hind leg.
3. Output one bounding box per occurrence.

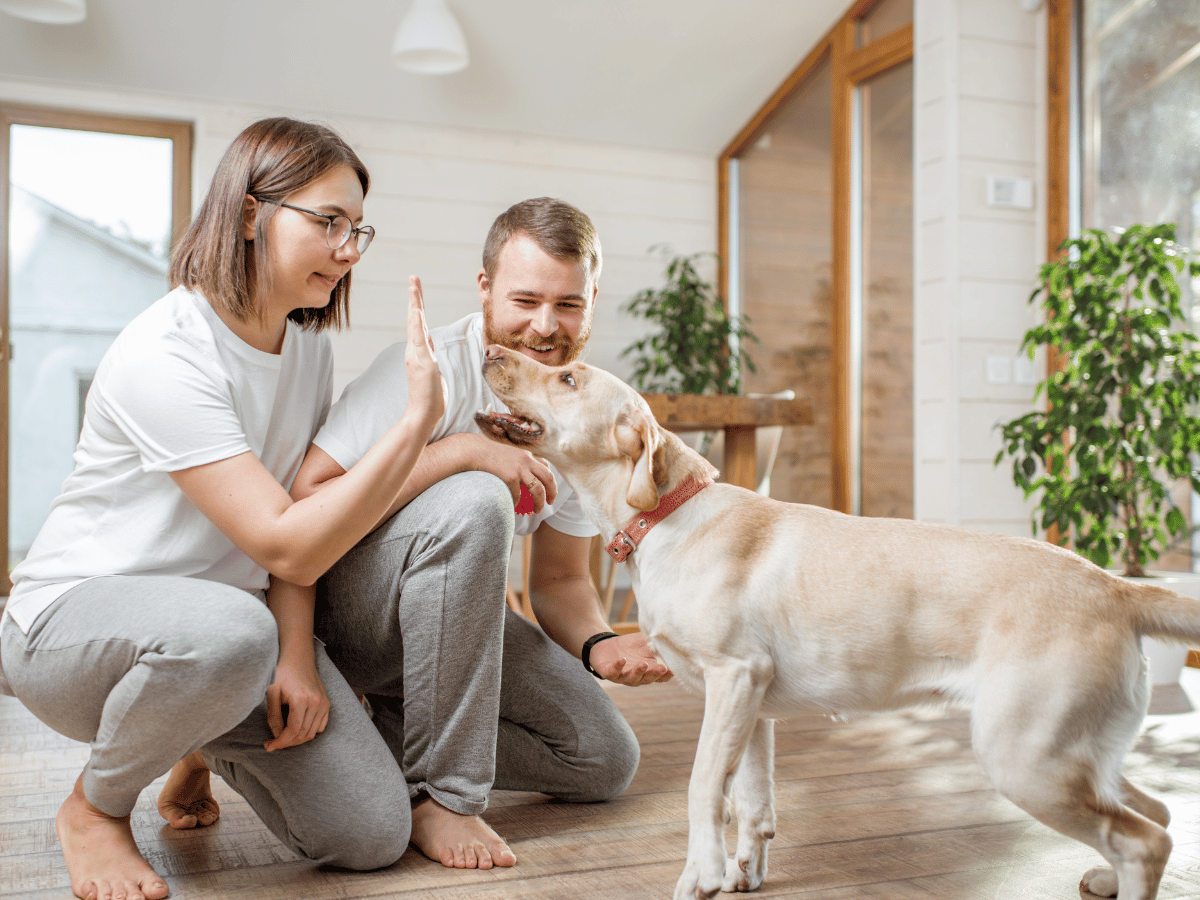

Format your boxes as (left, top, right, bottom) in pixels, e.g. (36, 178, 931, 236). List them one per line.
(974, 695, 1171, 898)
(723, 717, 775, 893)
(981, 760, 1170, 899)
(674, 659, 771, 900)
(1079, 778, 1172, 897)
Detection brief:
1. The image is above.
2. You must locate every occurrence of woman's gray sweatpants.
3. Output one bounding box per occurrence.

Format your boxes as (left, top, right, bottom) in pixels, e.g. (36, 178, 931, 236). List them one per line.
(315, 470, 640, 816)
(2, 576, 410, 870)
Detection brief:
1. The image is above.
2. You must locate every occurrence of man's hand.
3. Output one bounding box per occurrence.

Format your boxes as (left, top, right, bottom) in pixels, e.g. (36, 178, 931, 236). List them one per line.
(264, 658, 330, 751)
(473, 438, 558, 513)
(587, 632, 672, 686)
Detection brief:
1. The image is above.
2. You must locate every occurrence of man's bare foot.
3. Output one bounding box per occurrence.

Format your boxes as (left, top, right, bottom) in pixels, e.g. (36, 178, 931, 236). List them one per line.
(157, 752, 220, 829)
(57, 775, 170, 900)
(409, 795, 516, 869)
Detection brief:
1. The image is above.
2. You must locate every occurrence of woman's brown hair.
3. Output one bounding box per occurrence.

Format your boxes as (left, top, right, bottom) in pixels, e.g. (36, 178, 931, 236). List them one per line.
(169, 117, 369, 331)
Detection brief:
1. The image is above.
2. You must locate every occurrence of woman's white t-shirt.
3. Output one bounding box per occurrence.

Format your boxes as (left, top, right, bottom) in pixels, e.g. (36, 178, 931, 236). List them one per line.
(4, 287, 333, 634)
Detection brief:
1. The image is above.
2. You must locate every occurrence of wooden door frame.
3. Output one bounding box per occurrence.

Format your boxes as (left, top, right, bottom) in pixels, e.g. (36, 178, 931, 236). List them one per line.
(0, 104, 192, 590)
(717, 1, 913, 514)
(1046, 0, 1072, 265)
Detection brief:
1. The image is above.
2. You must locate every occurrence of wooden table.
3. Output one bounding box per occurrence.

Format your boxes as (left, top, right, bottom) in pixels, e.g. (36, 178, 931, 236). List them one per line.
(640, 393, 815, 490)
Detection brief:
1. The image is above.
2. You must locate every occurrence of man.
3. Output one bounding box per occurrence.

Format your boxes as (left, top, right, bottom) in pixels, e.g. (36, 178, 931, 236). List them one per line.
(294, 198, 671, 870)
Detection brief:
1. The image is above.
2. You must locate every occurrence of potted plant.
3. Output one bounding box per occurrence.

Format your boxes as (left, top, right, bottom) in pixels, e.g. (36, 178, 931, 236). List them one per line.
(621, 247, 758, 397)
(996, 223, 1200, 683)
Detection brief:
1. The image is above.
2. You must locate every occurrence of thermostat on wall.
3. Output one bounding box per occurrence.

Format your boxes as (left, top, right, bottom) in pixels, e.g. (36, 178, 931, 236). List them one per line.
(986, 175, 1034, 209)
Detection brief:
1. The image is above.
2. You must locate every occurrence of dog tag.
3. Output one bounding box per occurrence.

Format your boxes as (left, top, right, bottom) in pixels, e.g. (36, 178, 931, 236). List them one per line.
(515, 483, 535, 515)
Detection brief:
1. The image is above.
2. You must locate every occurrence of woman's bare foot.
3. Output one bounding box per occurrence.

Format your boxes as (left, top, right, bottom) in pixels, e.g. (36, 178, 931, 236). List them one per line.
(409, 796, 516, 869)
(57, 776, 170, 900)
(157, 752, 220, 829)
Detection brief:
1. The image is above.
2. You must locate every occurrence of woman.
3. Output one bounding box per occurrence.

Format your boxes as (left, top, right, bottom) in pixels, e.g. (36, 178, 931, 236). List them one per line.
(0, 117, 444, 900)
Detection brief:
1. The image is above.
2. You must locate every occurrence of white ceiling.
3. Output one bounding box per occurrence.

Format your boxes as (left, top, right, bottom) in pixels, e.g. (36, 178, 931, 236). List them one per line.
(0, 0, 846, 155)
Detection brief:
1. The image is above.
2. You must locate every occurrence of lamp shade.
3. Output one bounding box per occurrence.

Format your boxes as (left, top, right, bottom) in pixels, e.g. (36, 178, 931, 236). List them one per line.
(391, 0, 468, 75)
(0, 0, 85, 23)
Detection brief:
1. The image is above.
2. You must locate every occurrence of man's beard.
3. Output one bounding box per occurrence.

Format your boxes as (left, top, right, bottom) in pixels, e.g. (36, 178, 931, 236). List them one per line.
(483, 303, 591, 366)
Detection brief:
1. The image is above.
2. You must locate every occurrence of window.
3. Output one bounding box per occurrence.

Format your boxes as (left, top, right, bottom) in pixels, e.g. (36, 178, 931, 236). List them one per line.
(2, 105, 191, 582)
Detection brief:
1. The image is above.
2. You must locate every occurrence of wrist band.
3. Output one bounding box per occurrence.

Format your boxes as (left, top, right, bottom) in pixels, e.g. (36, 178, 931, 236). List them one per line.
(582, 631, 620, 678)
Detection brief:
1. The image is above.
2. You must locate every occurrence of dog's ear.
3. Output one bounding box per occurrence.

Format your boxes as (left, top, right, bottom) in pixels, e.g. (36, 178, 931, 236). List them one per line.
(617, 407, 660, 511)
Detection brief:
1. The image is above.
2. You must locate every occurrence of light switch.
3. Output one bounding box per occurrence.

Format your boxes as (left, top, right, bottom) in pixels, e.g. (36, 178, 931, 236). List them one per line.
(986, 175, 1034, 209)
(986, 355, 1012, 384)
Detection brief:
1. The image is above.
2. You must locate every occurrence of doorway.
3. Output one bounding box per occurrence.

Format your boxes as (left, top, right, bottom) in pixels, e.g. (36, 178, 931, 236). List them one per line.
(720, 0, 913, 516)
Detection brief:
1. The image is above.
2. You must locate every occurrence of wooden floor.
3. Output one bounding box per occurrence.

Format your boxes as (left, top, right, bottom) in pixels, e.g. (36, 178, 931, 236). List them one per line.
(7, 672, 1200, 900)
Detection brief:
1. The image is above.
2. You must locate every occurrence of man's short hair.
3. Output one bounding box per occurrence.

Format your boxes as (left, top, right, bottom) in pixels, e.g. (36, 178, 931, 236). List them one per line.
(482, 197, 602, 289)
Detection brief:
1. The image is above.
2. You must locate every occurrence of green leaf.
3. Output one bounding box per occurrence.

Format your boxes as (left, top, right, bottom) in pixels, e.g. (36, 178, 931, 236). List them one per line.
(621, 248, 760, 396)
(995, 222, 1200, 570)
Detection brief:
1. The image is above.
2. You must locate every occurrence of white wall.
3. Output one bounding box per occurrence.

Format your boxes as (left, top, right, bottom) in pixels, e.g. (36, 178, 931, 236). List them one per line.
(913, 0, 1045, 534)
(0, 80, 717, 399)
(4, 2, 1056, 539)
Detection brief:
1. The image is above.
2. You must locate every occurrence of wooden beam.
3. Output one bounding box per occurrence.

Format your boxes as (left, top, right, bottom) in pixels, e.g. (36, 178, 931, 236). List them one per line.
(846, 24, 914, 83)
(830, 17, 856, 515)
(1046, 0, 1072, 263)
(1044, 0, 1073, 547)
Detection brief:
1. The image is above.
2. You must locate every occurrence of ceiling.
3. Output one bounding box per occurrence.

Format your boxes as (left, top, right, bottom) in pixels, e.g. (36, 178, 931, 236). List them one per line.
(0, 0, 846, 155)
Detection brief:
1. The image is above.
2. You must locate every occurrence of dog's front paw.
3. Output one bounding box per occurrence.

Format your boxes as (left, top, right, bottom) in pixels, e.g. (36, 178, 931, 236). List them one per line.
(674, 862, 722, 900)
(1080, 865, 1118, 897)
(721, 847, 768, 892)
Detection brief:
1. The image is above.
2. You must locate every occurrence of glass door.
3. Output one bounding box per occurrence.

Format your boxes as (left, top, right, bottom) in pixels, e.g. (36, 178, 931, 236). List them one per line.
(854, 58, 913, 518)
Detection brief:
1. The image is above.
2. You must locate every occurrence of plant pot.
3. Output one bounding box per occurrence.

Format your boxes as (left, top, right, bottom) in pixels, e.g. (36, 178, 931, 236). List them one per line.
(1121, 571, 1200, 686)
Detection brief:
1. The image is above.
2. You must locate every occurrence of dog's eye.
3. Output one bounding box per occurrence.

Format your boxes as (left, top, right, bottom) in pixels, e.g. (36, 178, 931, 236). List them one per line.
(560, 371, 577, 388)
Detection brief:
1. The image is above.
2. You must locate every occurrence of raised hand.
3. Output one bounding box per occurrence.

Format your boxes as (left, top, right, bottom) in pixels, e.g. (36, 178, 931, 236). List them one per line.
(404, 275, 447, 429)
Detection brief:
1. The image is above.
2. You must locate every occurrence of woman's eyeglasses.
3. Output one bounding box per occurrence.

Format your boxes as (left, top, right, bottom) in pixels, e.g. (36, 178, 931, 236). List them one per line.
(254, 197, 375, 254)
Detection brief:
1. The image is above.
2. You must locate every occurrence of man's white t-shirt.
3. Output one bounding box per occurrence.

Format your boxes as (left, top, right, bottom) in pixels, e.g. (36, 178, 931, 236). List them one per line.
(4, 287, 333, 634)
(315, 312, 596, 541)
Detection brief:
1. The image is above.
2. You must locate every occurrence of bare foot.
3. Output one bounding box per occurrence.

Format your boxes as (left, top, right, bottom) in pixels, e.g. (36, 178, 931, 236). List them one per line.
(409, 795, 516, 869)
(57, 775, 170, 900)
(157, 752, 220, 829)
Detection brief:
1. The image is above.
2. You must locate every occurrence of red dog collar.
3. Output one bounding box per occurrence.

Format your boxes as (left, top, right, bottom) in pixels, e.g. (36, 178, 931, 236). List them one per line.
(605, 473, 714, 563)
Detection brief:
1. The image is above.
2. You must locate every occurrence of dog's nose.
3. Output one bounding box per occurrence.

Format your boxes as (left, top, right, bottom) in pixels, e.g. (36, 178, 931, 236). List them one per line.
(485, 344, 508, 362)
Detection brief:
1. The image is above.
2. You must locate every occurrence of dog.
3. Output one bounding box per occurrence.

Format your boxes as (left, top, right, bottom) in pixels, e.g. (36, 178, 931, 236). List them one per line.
(474, 343, 1200, 900)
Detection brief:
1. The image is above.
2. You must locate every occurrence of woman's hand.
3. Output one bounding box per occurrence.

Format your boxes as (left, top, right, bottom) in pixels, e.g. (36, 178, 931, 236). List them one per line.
(264, 657, 330, 752)
(404, 275, 447, 430)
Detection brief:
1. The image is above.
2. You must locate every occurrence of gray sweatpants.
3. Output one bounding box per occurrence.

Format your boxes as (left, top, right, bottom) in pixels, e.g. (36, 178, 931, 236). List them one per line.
(315, 470, 640, 815)
(1, 576, 410, 870)
(0, 470, 637, 871)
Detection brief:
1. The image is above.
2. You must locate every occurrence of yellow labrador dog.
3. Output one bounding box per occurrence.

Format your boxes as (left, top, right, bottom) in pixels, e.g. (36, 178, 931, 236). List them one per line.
(475, 344, 1200, 900)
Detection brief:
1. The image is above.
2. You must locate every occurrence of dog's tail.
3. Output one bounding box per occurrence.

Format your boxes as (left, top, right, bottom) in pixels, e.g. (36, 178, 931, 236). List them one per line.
(1128, 580, 1200, 645)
